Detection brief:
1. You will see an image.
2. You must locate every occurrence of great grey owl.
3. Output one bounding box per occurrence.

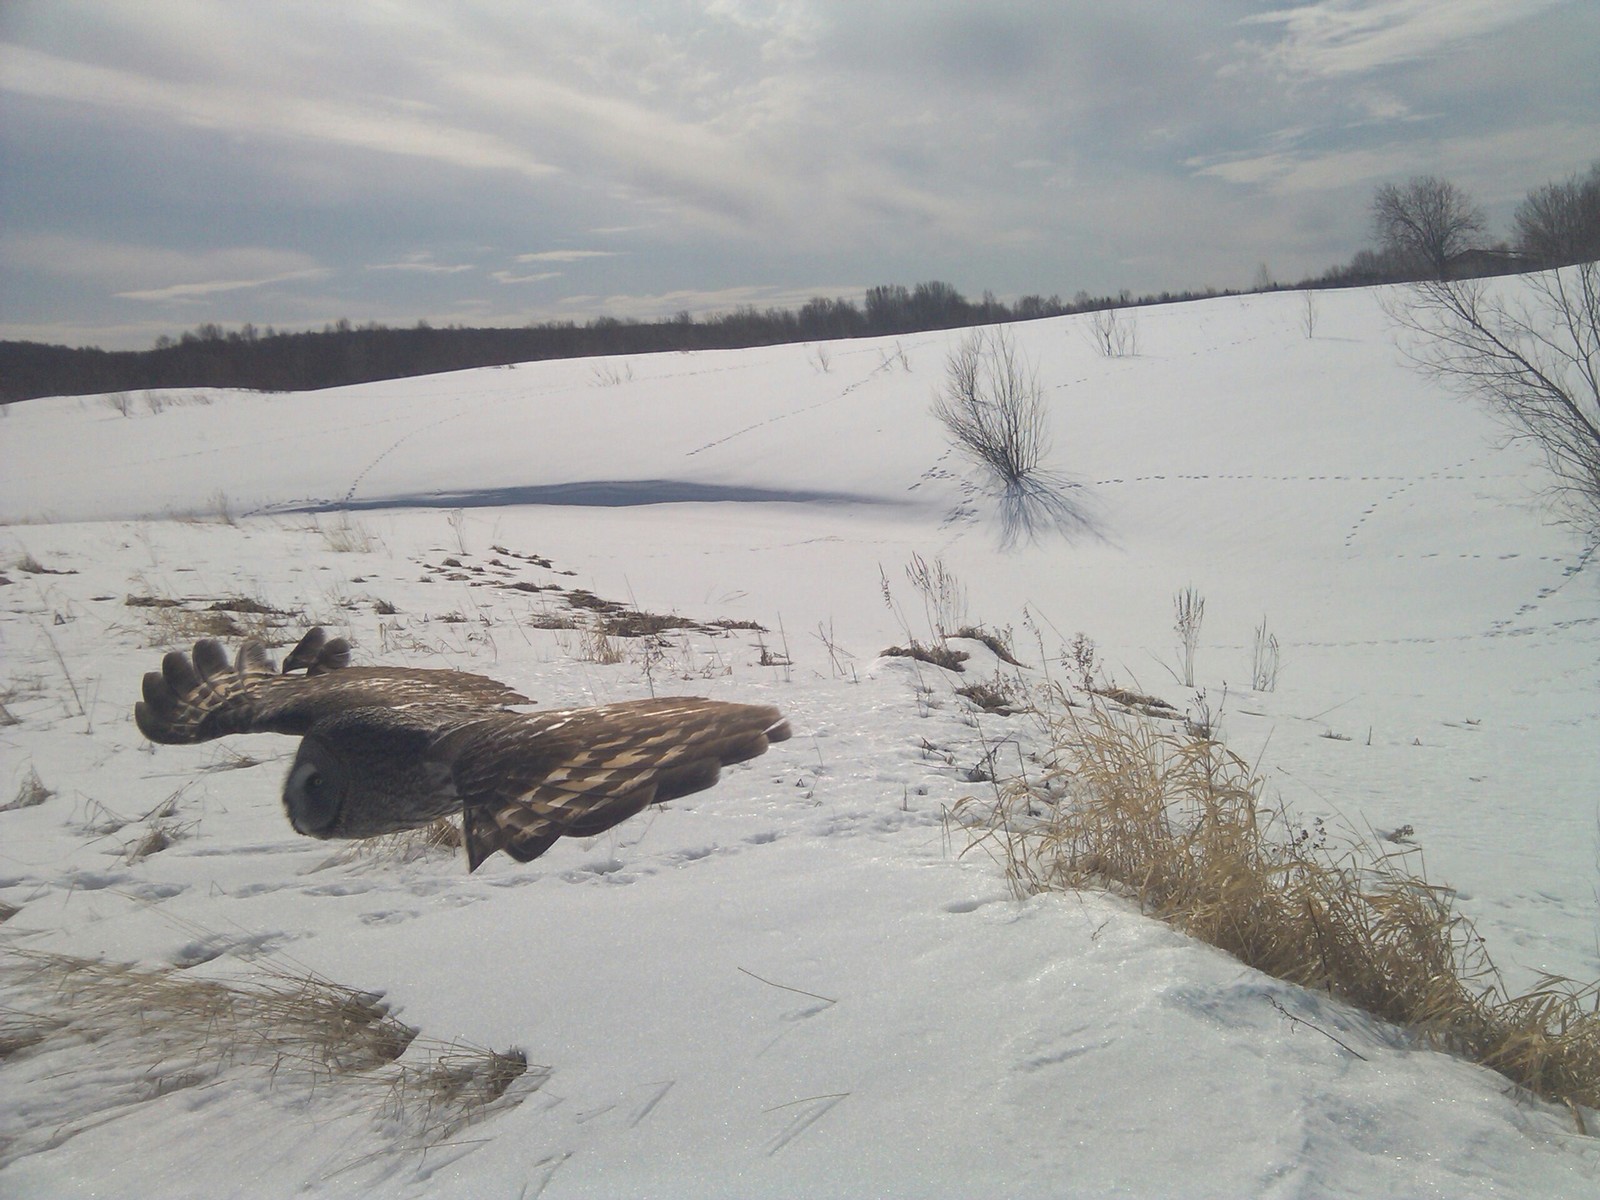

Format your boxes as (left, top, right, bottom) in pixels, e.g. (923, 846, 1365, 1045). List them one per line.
(135, 627, 791, 870)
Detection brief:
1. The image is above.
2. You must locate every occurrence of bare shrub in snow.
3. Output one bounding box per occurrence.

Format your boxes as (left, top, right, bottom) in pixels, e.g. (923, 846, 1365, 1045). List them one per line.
(935, 329, 1047, 494)
(1388, 264, 1600, 535)
(932, 328, 1094, 546)
(1088, 307, 1138, 357)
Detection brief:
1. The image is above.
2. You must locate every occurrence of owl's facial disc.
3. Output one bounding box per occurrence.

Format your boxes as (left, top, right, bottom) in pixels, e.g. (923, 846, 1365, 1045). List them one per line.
(284, 743, 347, 836)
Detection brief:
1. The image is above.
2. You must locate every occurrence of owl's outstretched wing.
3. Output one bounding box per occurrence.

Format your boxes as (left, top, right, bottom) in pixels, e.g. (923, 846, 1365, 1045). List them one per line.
(134, 630, 791, 872)
(440, 698, 792, 870)
(135, 627, 528, 745)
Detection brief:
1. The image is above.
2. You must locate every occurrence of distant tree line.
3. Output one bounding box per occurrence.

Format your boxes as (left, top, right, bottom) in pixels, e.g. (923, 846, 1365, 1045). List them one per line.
(0, 281, 1216, 403)
(4, 161, 1594, 404)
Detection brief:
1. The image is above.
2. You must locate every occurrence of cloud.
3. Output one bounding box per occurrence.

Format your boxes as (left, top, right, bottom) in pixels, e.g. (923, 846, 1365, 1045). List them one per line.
(515, 250, 621, 264)
(2, 233, 325, 294)
(0, 42, 560, 182)
(368, 255, 475, 274)
(491, 270, 562, 286)
(1236, 0, 1566, 80)
(437, 65, 804, 234)
(1192, 120, 1600, 198)
(117, 268, 332, 303)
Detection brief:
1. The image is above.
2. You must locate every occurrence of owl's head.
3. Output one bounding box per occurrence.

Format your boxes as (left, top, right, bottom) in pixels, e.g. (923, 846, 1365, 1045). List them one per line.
(283, 739, 350, 837)
(282, 711, 459, 840)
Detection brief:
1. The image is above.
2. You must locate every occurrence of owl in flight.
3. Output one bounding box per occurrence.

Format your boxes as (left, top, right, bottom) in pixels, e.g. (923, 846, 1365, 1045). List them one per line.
(135, 627, 791, 871)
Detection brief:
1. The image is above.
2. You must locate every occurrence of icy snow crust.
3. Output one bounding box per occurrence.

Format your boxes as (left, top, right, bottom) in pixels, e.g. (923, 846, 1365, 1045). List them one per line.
(2, 285, 1598, 1196)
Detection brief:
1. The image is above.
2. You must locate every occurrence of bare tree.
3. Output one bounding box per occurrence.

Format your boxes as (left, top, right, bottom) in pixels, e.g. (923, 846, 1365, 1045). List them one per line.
(932, 328, 1094, 546)
(1387, 262, 1600, 533)
(1514, 162, 1600, 268)
(1371, 176, 1487, 280)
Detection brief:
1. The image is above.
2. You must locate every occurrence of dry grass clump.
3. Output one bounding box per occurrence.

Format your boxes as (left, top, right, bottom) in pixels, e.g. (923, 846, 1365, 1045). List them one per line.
(0, 950, 539, 1166)
(316, 513, 379, 553)
(341, 817, 464, 865)
(956, 672, 1029, 715)
(1087, 684, 1179, 718)
(882, 640, 970, 672)
(124, 823, 180, 863)
(128, 593, 299, 646)
(956, 704, 1600, 1115)
(952, 624, 1025, 666)
(1, 951, 415, 1079)
(579, 622, 626, 665)
(5, 765, 54, 811)
(378, 1042, 535, 1149)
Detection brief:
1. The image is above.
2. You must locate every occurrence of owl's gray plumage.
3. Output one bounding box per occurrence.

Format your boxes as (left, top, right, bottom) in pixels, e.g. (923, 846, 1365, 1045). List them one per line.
(135, 628, 791, 870)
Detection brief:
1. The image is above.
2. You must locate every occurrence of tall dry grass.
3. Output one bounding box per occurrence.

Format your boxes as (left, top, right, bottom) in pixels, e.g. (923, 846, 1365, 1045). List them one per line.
(0, 951, 538, 1165)
(955, 701, 1600, 1119)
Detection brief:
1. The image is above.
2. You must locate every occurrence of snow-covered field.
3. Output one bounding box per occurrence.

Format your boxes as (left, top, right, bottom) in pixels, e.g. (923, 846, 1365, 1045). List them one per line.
(2, 284, 1598, 1197)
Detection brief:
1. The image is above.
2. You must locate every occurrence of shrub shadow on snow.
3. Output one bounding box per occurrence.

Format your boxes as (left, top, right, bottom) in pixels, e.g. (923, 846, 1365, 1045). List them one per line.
(993, 472, 1102, 549)
(283, 480, 901, 512)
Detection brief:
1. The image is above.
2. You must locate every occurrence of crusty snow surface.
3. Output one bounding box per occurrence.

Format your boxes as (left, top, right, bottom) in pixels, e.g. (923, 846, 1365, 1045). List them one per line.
(2, 284, 1598, 1197)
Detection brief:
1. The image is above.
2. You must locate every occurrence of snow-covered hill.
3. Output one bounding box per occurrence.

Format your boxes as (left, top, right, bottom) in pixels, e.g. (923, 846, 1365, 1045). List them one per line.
(2, 284, 1597, 1197)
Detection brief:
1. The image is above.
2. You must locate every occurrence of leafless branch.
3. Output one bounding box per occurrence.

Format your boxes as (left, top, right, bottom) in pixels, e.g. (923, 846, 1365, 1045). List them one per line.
(1387, 263, 1600, 535)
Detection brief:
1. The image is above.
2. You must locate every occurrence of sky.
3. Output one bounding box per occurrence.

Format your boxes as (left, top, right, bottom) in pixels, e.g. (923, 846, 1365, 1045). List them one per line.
(1, 0, 1596, 351)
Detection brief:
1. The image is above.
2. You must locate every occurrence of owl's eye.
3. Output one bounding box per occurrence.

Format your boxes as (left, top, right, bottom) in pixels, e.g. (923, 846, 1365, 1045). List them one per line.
(285, 754, 342, 835)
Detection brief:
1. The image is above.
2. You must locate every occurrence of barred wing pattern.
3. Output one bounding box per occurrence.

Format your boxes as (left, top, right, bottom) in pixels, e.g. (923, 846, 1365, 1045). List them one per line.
(133, 628, 790, 871)
(135, 627, 527, 745)
(444, 699, 791, 869)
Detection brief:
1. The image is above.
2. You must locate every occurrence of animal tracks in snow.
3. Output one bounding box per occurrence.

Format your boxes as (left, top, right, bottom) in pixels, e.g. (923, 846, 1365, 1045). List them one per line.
(685, 351, 915, 458)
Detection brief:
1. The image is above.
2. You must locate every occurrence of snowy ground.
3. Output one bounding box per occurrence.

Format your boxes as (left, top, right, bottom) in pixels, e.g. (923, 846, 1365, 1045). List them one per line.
(2, 284, 1598, 1197)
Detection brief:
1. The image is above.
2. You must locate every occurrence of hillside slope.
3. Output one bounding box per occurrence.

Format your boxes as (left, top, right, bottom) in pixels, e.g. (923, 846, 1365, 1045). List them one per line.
(2, 285, 1597, 1197)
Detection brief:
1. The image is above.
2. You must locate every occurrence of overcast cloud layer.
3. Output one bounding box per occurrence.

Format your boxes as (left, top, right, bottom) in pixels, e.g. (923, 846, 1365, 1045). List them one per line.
(2, 0, 1596, 350)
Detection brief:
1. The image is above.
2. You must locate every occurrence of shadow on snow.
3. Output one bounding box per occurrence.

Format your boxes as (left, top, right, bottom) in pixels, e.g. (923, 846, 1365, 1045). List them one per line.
(278, 479, 901, 513)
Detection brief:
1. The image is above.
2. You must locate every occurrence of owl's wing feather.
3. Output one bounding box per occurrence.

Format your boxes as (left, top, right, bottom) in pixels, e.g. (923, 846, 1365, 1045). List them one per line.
(442, 698, 791, 870)
(135, 628, 528, 745)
